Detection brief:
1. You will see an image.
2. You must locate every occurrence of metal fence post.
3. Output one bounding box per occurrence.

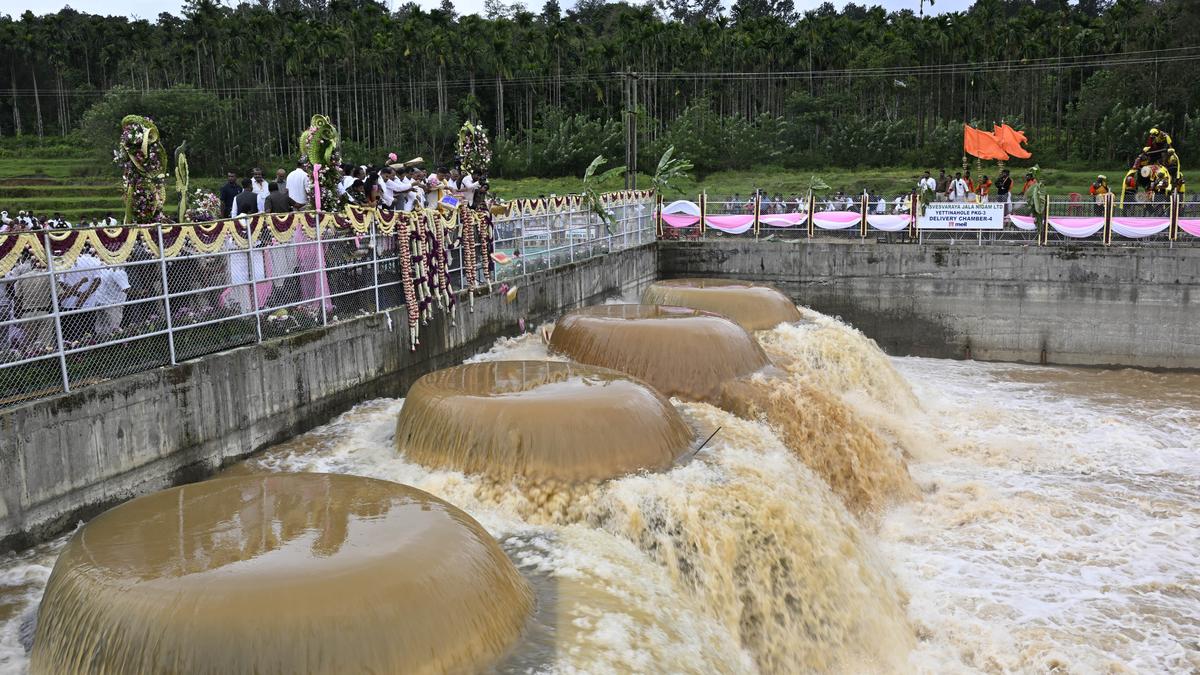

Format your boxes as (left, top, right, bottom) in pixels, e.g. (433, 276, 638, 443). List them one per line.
(154, 223, 178, 365)
(754, 192, 761, 239)
(247, 217, 263, 342)
(315, 213, 328, 326)
(519, 213, 528, 276)
(569, 203, 576, 263)
(860, 193, 868, 239)
(41, 228, 71, 393)
(1103, 193, 1113, 246)
(1169, 192, 1180, 242)
(1041, 195, 1051, 246)
(370, 216, 381, 312)
(807, 192, 815, 238)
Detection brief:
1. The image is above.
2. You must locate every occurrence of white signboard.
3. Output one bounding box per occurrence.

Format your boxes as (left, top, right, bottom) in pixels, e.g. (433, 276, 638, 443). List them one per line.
(918, 202, 1005, 230)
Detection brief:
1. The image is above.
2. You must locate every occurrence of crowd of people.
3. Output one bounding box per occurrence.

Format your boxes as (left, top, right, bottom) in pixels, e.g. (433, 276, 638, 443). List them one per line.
(218, 161, 490, 220)
(0, 157, 492, 233)
(0, 153, 504, 357)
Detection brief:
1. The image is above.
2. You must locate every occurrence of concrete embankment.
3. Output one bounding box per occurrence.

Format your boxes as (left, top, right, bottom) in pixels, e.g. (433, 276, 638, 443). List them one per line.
(0, 245, 656, 551)
(659, 239, 1200, 369)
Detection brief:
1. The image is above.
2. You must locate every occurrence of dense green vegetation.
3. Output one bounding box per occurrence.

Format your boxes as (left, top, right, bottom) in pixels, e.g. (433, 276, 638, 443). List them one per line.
(0, 138, 1114, 222)
(0, 0, 1197, 180)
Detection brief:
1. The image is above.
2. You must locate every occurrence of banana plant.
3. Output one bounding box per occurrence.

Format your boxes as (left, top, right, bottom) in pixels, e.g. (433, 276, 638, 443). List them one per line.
(650, 145, 693, 195)
(582, 155, 626, 233)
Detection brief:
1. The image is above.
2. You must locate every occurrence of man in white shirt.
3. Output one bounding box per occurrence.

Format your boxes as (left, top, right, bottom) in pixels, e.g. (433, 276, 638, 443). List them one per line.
(58, 252, 104, 341)
(379, 167, 397, 208)
(949, 172, 969, 202)
(94, 263, 131, 335)
(250, 167, 270, 211)
(396, 170, 417, 212)
(286, 161, 310, 210)
(461, 171, 480, 209)
(918, 170, 936, 193)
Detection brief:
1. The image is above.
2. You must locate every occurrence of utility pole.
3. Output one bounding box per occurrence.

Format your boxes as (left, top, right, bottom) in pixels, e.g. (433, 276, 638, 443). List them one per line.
(623, 71, 639, 190)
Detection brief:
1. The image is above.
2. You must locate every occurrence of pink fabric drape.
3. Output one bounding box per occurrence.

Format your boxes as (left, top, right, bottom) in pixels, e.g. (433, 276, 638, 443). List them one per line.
(704, 215, 754, 234)
(811, 211, 861, 230)
(866, 214, 911, 232)
(1110, 217, 1169, 238)
(662, 213, 700, 228)
(1047, 217, 1105, 238)
(759, 213, 807, 227)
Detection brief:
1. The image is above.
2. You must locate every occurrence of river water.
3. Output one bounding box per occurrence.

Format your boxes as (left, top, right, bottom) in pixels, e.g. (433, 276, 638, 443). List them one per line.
(0, 310, 1196, 673)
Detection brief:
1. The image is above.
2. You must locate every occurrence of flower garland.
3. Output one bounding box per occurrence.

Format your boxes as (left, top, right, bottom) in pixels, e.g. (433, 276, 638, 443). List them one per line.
(397, 216, 420, 350)
(299, 114, 345, 209)
(455, 121, 492, 174)
(459, 208, 478, 311)
(114, 115, 169, 224)
(429, 212, 455, 316)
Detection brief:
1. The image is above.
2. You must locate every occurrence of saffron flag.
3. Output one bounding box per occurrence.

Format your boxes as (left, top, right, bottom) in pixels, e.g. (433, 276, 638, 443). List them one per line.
(993, 124, 1032, 159)
(963, 124, 1009, 161)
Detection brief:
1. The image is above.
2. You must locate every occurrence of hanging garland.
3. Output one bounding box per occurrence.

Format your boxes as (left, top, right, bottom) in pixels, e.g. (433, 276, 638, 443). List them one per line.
(299, 114, 345, 209)
(115, 115, 169, 224)
(455, 121, 492, 175)
(398, 216, 420, 350)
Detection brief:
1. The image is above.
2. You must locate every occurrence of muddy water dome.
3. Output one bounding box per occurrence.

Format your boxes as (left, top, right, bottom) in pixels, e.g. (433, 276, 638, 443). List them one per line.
(548, 304, 771, 401)
(397, 361, 692, 482)
(643, 278, 803, 331)
(30, 473, 533, 675)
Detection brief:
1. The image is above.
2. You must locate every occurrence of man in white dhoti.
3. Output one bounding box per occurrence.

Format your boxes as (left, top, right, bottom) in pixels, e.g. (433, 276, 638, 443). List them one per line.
(93, 264, 131, 335)
(58, 253, 104, 341)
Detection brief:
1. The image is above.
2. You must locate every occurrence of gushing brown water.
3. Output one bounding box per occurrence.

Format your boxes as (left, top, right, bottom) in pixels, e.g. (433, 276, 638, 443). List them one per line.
(30, 473, 533, 675)
(718, 374, 919, 515)
(397, 361, 692, 483)
(757, 312, 919, 414)
(549, 304, 770, 401)
(642, 278, 803, 330)
(588, 403, 915, 673)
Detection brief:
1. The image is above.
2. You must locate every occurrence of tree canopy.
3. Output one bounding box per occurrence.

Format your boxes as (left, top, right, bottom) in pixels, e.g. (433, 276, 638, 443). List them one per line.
(1, 0, 1197, 176)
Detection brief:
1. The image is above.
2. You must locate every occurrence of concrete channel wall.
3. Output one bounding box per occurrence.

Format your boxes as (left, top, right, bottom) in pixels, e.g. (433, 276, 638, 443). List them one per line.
(659, 239, 1200, 368)
(0, 244, 657, 551)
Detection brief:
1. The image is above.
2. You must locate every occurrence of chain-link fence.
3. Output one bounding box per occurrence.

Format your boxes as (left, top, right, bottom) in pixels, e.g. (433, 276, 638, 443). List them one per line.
(0, 194, 656, 408)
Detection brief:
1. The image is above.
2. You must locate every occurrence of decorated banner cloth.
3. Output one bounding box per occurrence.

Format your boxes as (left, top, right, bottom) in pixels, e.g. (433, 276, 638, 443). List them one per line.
(703, 215, 754, 234)
(866, 214, 912, 232)
(0, 190, 651, 277)
(1009, 215, 1038, 231)
(759, 213, 807, 228)
(811, 211, 862, 230)
(1046, 216, 1105, 238)
(1180, 219, 1200, 238)
(1110, 217, 1170, 239)
(500, 190, 652, 218)
(662, 213, 701, 228)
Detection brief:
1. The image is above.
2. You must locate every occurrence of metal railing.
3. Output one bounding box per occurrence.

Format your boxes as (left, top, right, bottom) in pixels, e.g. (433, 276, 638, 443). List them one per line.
(0, 194, 656, 408)
(659, 191, 1199, 247)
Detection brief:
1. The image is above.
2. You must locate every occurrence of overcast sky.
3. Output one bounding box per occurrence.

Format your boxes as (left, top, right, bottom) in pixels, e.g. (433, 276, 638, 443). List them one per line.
(0, 0, 976, 21)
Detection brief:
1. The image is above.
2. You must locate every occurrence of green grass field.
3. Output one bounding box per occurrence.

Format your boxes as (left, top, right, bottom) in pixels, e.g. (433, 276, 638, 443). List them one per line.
(0, 147, 1121, 222)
